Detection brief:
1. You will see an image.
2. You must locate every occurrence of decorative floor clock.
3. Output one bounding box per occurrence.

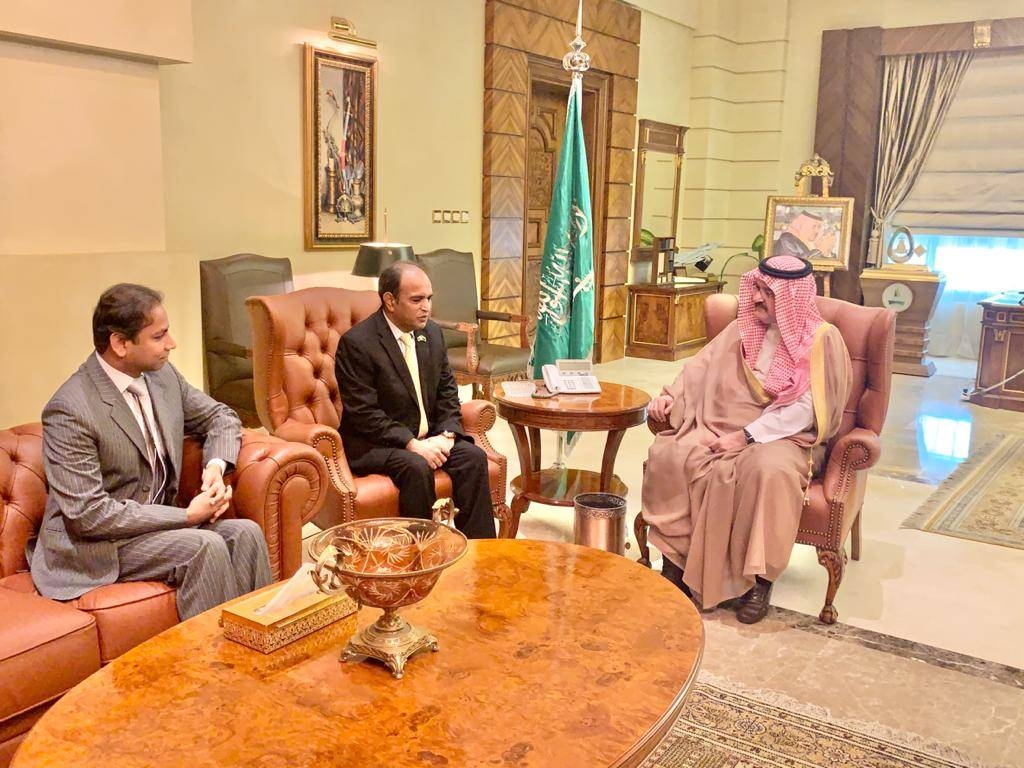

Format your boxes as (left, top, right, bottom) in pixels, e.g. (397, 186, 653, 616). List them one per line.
(860, 226, 945, 376)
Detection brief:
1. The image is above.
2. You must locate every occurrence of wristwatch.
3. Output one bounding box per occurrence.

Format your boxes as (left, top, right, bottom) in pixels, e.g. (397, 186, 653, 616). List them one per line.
(441, 431, 456, 440)
(742, 428, 756, 445)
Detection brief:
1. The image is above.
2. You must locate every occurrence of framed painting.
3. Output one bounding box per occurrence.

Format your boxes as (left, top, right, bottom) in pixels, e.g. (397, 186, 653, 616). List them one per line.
(763, 196, 854, 271)
(304, 44, 377, 250)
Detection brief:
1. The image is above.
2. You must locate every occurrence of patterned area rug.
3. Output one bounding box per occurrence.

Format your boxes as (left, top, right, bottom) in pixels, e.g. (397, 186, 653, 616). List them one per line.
(901, 435, 1024, 549)
(643, 683, 975, 768)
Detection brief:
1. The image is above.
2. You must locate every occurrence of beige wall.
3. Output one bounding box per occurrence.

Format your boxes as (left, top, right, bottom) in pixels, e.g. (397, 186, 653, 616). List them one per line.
(0, 2, 191, 427)
(159, 0, 484, 292)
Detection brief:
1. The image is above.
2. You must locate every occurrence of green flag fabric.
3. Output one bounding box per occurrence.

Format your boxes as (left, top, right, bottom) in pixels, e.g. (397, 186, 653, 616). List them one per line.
(531, 77, 595, 378)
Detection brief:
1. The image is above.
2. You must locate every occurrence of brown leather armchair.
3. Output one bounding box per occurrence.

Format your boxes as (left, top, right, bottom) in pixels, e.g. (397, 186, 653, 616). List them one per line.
(200, 254, 294, 427)
(415, 249, 530, 400)
(245, 287, 513, 534)
(635, 294, 895, 624)
(0, 423, 328, 764)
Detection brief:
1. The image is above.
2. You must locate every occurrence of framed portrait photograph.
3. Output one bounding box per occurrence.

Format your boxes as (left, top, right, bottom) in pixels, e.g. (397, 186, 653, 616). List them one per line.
(763, 196, 854, 271)
(304, 44, 377, 250)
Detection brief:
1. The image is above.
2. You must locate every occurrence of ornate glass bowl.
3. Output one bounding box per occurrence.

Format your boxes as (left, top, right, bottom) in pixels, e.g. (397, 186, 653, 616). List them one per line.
(308, 518, 468, 678)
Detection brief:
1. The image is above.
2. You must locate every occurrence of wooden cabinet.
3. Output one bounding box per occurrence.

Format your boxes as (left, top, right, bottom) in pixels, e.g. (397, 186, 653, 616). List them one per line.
(971, 295, 1024, 412)
(626, 281, 724, 361)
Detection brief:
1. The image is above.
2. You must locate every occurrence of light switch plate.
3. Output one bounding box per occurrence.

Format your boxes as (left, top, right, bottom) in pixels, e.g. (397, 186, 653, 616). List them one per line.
(432, 210, 442, 223)
(442, 210, 452, 223)
(460, 210, 470, 223)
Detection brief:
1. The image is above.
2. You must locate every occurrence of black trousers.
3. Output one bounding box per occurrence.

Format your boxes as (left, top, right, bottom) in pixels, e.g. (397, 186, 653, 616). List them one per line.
(348, 439, 496, 539)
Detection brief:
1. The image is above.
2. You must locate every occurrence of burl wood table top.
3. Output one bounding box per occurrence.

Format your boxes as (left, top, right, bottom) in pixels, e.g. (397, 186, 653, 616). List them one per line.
(13, 540, 703, 768)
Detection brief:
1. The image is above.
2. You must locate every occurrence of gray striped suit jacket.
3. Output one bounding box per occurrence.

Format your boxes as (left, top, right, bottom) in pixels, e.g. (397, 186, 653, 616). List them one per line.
(29, 354, 242, 600)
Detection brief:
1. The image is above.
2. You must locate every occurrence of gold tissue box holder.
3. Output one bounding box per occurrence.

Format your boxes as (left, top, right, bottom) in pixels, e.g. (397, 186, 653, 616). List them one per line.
(220, 582, 358, 654)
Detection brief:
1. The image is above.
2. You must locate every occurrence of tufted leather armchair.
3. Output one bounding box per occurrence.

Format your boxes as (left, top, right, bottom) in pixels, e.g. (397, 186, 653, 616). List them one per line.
(245, 287, 512, 532)
(634, 294, 895, 624)
(0, 424, 329, 764)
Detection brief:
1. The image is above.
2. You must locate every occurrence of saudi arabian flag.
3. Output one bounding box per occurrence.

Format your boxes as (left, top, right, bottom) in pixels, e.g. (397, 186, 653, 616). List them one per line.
(531, 75, 595, 379)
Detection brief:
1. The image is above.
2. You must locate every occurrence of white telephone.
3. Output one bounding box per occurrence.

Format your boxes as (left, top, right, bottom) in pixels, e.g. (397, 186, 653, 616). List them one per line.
(541, 359, 601, 394)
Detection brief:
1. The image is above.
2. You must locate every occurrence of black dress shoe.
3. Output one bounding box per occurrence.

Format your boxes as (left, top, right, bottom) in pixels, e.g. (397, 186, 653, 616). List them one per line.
(736, 576, 773, 624)
(660, 558, 693, 598)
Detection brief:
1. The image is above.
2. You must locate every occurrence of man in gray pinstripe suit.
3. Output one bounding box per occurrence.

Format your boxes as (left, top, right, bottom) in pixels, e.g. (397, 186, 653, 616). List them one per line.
(29, 284, 272, 620)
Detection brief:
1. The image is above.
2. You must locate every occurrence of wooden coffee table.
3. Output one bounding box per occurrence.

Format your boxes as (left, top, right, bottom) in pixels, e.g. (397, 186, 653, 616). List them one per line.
(494, 382, 650, 538)
(13, 540, 702, 768)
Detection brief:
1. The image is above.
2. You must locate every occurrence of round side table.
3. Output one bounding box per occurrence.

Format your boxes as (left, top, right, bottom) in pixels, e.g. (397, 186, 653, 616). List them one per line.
(494, 382, 650, 538)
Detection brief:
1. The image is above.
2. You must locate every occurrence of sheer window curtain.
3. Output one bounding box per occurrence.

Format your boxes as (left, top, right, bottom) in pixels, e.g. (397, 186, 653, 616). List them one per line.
(917, 234, 1024, 359)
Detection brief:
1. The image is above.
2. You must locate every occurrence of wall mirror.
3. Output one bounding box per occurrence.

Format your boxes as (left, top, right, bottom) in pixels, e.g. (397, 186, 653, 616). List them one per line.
(631, 120, 687, 284)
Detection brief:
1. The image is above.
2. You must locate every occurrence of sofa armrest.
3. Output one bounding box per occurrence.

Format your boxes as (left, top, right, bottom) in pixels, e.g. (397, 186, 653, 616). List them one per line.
(231, 431, 329, 580)
(460, 399, 503, 461)
(822, 428, 881, 504)
(272, 421, 357, 499)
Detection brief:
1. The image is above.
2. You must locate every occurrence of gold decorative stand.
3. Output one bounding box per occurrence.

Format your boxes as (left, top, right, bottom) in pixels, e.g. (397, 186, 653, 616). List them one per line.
(340, 608, 439, 679)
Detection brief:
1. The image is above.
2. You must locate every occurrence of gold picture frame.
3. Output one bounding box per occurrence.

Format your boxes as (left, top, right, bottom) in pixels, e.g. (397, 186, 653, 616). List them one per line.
(303, 44, 377, 250)
(763, 196, 854, 272)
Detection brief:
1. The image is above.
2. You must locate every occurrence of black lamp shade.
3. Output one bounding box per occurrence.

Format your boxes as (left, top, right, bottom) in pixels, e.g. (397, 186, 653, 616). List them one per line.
(352, 242, 416, 277)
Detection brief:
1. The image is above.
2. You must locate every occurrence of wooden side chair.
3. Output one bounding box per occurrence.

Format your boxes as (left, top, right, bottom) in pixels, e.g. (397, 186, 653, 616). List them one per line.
(634, 294, 896, 624)
(415, 249, 530, 400)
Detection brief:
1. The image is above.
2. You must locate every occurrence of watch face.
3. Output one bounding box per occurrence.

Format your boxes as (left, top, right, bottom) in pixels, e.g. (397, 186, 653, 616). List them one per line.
(881, 282, 914, 313)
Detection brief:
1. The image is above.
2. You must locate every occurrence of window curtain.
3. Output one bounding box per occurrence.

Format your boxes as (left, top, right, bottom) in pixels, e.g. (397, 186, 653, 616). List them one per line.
(867, 51, 973, 265)
(917, 234, 1024, 359)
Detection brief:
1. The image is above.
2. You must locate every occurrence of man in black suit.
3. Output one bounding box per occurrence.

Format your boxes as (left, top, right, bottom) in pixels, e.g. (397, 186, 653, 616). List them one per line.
(334, 262, 496, 538)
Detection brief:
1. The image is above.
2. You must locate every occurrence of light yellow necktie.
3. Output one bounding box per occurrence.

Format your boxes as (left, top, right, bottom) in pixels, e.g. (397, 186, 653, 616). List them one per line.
(400, 333, 429, 438)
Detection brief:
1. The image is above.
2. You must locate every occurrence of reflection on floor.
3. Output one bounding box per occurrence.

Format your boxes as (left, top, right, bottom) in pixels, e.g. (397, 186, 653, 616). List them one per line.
(483, 353, 1024, 670)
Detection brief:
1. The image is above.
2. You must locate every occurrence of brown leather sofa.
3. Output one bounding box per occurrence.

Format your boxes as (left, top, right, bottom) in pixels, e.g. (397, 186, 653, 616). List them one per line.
(0, 424, 329, 765)
(246, 287, 513, 534)
(635, 294, 895, 624)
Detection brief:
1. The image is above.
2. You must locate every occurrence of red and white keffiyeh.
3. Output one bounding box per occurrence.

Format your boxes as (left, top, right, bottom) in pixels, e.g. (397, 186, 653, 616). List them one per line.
(737, 255, 822, 406)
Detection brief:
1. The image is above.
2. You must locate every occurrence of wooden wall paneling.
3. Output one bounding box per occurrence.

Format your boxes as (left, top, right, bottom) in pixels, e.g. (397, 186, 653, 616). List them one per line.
(601, 285, 628, 318)
(484, 133, 527, 178)
(484, 217, 525, 261)
(489, 2, 640, 79)
(501, 0, 641, 43)
(480, 297, 524, 343)
(485, 45, 530, 93)
(878, 16, 1024, 54)
(605, 219, 630, 253)
(608, 148, 634, 184)
(603, 251, 628, 284)
(611, 75, 639, 114)
(483, 0, 637, 362)
(599, 317, 626, 362)
(814, 27, 882, 303)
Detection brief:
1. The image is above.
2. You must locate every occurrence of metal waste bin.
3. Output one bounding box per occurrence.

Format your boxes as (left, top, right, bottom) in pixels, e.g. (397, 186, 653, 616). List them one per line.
(573, 493, 628, 555)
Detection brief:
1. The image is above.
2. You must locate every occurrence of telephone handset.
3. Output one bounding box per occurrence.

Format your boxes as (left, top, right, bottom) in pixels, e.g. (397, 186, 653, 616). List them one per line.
(540, 360, 601, 394)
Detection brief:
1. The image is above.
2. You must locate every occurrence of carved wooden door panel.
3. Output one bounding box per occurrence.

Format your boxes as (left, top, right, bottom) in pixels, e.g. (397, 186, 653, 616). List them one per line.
(525, 86, 566, 343)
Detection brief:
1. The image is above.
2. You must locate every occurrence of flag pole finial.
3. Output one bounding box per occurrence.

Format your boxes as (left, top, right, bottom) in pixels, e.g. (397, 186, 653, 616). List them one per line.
(563, 1, 590, 80)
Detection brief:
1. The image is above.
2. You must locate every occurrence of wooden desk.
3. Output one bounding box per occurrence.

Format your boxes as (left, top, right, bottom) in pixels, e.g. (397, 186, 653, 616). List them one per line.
(12, 540, 703, 768)
(971, 294, 1024, 412)
(626, 280, 724, 361)
(494, 382, 650, 539)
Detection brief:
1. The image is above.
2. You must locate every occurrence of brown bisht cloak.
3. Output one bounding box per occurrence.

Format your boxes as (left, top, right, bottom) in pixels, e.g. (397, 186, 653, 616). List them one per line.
(642, 320, 851, 608)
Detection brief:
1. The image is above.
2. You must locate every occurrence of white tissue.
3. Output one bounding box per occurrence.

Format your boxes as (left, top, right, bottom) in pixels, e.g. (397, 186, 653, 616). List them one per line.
(255, 563, 319, 615)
